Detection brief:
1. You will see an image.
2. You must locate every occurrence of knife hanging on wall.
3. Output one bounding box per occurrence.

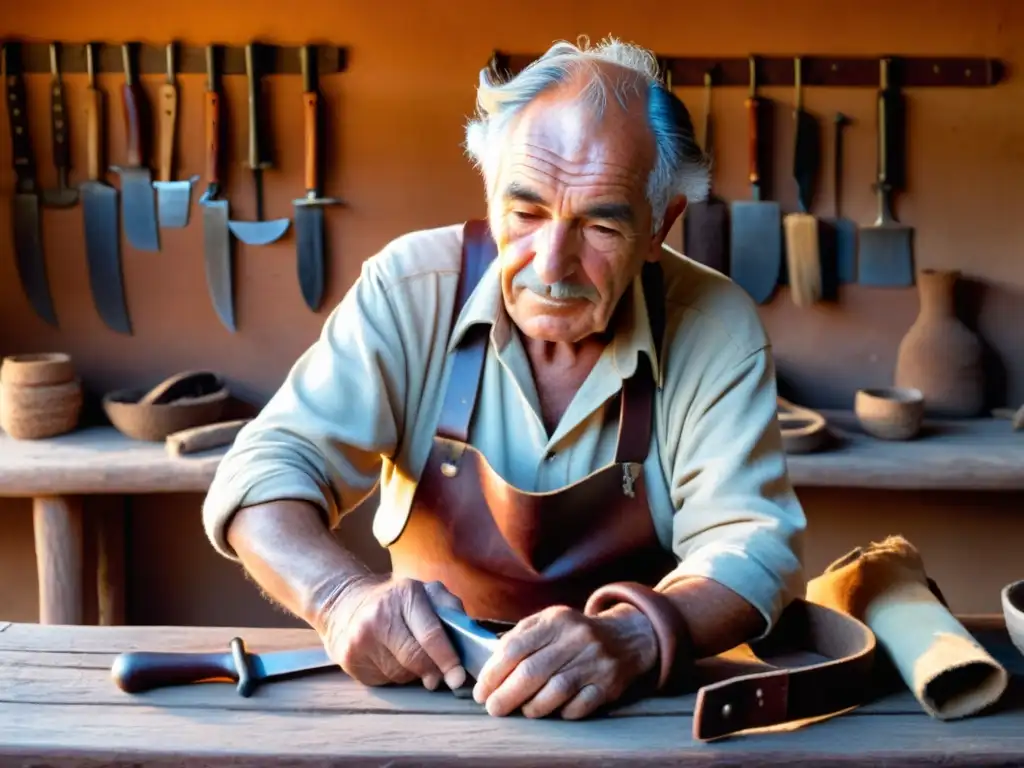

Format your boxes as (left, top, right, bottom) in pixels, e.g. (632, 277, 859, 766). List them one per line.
(3, 41, 59, 327)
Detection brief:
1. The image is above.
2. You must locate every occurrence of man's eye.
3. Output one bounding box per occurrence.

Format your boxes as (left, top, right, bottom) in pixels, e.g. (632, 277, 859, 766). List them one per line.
(512, 210, 539, 221)
(589, 224, 618, 236)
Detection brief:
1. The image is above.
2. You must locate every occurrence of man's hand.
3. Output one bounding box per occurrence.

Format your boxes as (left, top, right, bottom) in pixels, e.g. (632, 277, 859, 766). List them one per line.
(317, 575, 468, 692)
(471, 604, 659, 719)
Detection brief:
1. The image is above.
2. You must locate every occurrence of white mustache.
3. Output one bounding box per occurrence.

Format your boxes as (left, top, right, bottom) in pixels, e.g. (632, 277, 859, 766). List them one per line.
(511, 262, 599, 302)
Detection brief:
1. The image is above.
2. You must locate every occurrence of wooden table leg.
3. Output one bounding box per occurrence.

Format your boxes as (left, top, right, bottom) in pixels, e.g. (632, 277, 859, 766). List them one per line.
(96, 499, 126, 625)
(32, 495, 84, 625)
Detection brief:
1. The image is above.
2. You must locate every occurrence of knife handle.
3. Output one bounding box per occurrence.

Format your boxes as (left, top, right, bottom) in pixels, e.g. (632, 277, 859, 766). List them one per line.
(205, 91, 221, 184)
(85, 87, 103, 182)
(157, 83, 177, 182)
(166, 418, 251, 456)
(122, 83, 144, 168)
(303, 92, 318, 194)
(111, 637, 255, 696)
(5, 69, 35, 187)
(50, 78, 70, 172)
(745, 95, 761, 186)
(244, 43, 266, 169)
(878, 59, 905, 192)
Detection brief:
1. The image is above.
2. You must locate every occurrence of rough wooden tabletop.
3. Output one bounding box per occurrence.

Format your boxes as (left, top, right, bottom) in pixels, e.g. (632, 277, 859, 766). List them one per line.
(1, 618, 1022, 766)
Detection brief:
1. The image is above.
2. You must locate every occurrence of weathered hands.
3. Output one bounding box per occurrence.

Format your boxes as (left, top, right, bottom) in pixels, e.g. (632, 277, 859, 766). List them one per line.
(317, 575, 468, 692)
(472, 604, 660, 719)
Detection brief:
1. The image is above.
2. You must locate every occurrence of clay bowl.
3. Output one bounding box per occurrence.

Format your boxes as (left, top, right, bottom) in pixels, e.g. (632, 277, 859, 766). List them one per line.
(1, 352, 77, 387)
(0, 353, 83, 439)
(1001, 581, 1024, 658)
(855, 387, 925, 440)
(103, 377, 229, 442)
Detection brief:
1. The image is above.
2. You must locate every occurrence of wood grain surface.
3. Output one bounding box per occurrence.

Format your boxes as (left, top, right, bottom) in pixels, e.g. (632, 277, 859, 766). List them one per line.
(0, 619, 1022, 766)
(0, 412, 1021, 497)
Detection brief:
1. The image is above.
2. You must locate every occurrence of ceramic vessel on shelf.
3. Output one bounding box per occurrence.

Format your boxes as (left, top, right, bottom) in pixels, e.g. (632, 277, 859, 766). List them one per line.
(0, 353, 83, 439)
(1001, 580, 1024, 658)
(894, 269, 984, 417)
(854, 387, 924, 440)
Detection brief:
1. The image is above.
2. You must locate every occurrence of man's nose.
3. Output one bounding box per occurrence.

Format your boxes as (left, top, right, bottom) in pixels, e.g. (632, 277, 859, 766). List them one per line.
(532, 223, 579, 284)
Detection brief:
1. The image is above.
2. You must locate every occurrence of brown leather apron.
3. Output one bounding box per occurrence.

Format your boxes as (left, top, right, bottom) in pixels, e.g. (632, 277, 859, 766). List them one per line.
(387, 220, 879, 742)
(388, 219, 677, 621)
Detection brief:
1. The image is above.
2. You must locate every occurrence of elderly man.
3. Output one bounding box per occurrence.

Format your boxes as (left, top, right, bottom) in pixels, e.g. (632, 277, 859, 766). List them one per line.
(202, 37, 805, 721)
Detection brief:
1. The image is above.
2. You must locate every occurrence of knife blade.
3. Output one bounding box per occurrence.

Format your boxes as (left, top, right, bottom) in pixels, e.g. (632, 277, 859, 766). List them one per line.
(81, 41, 131, 334)
(110, 606, 501, 696)
(153, 42, 199, 229)
(3, 41, 58, 327)
(199, 44, 235, 332)
(111, 42, 160, 252)
(293, 44, 342, 312)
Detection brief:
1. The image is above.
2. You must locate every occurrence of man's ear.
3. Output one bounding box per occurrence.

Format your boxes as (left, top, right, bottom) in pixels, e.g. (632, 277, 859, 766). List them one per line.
(647, 195, 688, 261)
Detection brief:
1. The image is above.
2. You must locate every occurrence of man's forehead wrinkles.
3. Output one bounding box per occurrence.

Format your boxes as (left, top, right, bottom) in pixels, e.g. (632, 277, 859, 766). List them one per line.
(504, 156, 640, 188)
(510, 142, 641, 176)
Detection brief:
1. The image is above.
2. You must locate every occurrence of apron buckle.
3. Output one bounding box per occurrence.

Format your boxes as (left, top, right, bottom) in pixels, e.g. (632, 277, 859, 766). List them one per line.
(621, 463, 637, 498)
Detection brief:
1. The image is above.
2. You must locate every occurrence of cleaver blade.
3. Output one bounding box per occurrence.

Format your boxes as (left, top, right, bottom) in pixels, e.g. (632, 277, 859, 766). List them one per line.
(81, 180, 131, 334)
(13, 193, 58, 327)
(202, 198, 236, 332)
(155, 175, 200, 229)
(730, 199, 782, 304)
(119, 167, 160, 252)
(295, 203, 325, 311)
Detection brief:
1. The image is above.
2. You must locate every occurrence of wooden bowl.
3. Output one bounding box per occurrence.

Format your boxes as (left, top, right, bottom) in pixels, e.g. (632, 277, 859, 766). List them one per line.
(1001, 580, 1024, 658)
(855, 387, 925, 440)
(102, 374, 229, 442)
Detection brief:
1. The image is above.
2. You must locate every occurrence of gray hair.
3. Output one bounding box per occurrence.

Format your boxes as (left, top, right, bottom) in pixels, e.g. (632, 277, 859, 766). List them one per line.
(464, 36, 710, 232)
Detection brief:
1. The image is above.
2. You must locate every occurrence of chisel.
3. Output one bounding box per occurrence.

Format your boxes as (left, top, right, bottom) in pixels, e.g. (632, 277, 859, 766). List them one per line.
(294, 44, 342, 312)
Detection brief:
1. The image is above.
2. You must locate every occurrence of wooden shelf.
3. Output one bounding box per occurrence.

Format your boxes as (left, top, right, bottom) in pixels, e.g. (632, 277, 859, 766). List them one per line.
(0, 413, 1019, 497)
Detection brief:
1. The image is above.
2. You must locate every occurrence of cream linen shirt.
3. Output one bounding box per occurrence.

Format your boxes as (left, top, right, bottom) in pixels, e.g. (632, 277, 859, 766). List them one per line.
(202, 222, 807, 633)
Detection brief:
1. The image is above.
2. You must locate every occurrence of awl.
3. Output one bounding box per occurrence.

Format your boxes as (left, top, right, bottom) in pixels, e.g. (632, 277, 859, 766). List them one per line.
(110, 606, 501, 696)
(199, 44, 236, 332)
(80, 41, 131, 334)
(294, 44, 342, 312)
(153, 42, 199, 228)
(111, 42, 160, 252)
(3, 41, 58, 327)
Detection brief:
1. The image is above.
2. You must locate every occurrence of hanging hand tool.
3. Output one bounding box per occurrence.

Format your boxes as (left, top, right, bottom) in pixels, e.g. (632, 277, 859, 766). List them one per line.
(111, 42, 160, 253)
(294, 44, 342, 312)
(81, 41, 131, 335)
(110, 605, 499, 695)
(199, 44, 236, 333)
(729, 56, 781, 304)
(783, 56, 822, 307)
(41, 42, 79, 208)
(857, 57, 914, 287)
(682, 69, 728, 275)
(228, 42, 290, 246)
(828, 112, 857, 284)
(153, 42, 199, 229)
(3, 41, 58, 327)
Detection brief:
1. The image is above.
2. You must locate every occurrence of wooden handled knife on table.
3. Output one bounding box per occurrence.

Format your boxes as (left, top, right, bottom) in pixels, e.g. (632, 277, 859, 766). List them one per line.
(3, 41, 59, 327)
(81, 41, 132, 335)
(294, 44, 342, 312)
(110, 606, 502, 696)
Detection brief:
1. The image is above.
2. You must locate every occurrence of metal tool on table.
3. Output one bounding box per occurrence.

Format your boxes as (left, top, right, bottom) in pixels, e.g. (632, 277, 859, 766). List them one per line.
(40, 42, 79, 208)
(110, 605, 500, 696)
(730, 55, 781, 304)
(826, 112, 858, 284)
(153, 42, 200, 229)
(782, 56, 822, 307)
(294, 44, 342, 312)
(111, 42, 160, 252)
(227, 42, 290, 246)
(199, 44, 236, 333)
(858, 57, 914, 287)
(80, 41, 131, 335)
(682, 69, 728, 275)
(3, 41, 58, 327)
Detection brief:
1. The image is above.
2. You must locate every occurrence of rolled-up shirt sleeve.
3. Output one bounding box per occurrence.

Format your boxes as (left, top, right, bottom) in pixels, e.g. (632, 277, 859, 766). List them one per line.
(657, 345, 807, 637)
(202, 257, 408, 560)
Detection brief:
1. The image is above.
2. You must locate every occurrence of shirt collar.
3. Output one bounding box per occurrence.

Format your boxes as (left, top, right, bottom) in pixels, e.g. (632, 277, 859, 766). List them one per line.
(447, 257, 663, 390)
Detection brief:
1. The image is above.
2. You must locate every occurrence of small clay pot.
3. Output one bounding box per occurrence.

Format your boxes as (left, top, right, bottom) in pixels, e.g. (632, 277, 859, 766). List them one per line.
(854, 387, 925, 440)
(0, 353, 83, 439)
(103, 373, 229, 442)
(1001, 580, 1024, 659)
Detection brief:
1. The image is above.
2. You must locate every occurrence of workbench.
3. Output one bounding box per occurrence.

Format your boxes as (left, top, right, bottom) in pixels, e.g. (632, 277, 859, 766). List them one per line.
(1, 411, 1021, 626)
(1, 616, 1022, 766)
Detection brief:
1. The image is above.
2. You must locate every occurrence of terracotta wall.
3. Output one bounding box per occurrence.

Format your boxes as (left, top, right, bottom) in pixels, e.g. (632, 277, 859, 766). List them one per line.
(1, 0, 1022, 626)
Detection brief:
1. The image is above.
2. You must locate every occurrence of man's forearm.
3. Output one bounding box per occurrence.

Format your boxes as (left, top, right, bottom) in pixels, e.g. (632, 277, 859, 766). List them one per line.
(659, 576, 766, 659)
(225, 500, 374, 633)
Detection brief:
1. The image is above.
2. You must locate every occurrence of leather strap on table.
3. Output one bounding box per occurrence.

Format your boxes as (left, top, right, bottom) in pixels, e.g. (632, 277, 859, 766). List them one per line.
(692, 597, 876, 741)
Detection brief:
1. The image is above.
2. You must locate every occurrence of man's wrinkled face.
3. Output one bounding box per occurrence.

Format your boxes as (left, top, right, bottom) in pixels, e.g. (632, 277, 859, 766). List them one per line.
(488, 80, 673, 344)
